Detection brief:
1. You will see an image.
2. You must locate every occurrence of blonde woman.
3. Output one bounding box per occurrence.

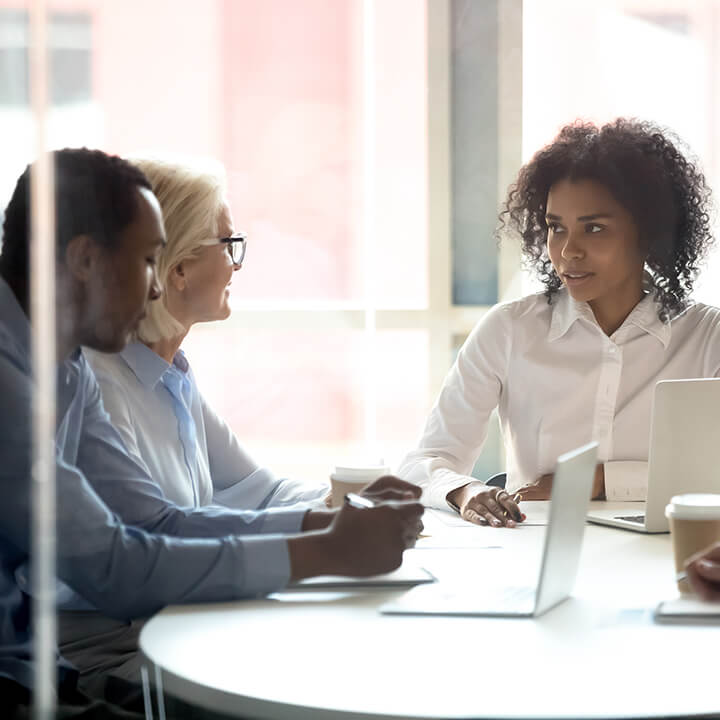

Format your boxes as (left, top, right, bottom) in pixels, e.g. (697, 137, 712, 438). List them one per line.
(85, 157, 328, 510)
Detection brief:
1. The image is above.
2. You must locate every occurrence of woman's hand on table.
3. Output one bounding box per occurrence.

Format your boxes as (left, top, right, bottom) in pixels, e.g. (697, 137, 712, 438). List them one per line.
(446, 482, 524, 527)
(685, 542, 720, 602)
(289, 497, 425, 580)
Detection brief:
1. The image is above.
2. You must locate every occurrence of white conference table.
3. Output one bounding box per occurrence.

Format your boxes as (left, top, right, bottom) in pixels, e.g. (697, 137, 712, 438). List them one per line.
(140, 502, 720, 719)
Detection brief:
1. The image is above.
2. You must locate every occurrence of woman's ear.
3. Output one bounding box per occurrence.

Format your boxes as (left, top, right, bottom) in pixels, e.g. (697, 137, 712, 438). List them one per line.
(168, 262, 186, 292)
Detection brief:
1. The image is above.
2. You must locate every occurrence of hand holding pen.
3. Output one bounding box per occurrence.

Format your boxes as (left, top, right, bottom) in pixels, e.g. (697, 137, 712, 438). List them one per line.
(446, 482, 526, 527)
(345, 492, 425, 547)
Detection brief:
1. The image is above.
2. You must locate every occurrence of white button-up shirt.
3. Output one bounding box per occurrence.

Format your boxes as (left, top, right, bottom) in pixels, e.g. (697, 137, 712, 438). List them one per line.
(398, 289, 720, 509)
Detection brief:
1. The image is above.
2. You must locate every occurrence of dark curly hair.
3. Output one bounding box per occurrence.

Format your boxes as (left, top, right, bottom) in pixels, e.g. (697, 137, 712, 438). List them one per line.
(0, 147, 151, 309)
(498, 119, 714, 321)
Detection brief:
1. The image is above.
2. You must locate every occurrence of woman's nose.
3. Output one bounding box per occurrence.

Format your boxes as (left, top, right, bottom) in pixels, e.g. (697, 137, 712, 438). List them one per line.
(561, 233, 584, 259)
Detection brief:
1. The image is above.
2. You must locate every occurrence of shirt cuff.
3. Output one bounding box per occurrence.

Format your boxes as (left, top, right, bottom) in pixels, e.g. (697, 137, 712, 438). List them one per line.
(425, 470, 476, 511)
(257, 508, 306, 534)
(603, 461, 648, 501)
(240, 535, 292, 595)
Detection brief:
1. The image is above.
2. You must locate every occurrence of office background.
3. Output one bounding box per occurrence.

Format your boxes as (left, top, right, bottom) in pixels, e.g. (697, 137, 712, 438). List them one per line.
(0, 0, 719, 485)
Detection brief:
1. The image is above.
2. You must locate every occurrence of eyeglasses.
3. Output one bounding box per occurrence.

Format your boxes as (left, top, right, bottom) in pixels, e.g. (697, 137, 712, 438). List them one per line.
(220, 232, 247, 266)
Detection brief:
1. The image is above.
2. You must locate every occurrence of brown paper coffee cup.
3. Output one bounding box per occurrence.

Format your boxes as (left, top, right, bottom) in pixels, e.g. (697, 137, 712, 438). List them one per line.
(330, 464, 390, 508)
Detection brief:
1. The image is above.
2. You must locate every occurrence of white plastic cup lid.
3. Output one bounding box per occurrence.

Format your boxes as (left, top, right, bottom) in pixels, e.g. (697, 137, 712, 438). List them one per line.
(331, 464, 390, 481)
(665, 493, 720, 520)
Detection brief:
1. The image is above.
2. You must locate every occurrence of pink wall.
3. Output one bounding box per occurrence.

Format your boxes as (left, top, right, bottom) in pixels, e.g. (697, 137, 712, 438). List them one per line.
(221, 0, 358, 302)
(0, 0, 425, 450)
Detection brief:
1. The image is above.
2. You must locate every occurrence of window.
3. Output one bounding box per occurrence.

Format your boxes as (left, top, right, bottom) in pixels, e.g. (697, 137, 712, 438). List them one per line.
(5, 0, 718, 485)
(0, 10, 91, 106)
(522, 0, 720, 303)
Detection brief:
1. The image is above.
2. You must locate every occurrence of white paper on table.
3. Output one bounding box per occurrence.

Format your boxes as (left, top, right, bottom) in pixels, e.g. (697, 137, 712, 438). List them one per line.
(286, 562, 436, 590)
(654, 595, 720, 624)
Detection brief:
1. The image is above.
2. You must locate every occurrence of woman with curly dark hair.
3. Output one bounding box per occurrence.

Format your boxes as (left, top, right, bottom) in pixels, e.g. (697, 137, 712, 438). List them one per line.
(399, 119, 720, 527)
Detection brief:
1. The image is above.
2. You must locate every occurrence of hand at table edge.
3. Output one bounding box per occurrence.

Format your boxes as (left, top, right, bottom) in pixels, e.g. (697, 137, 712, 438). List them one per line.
(446, 481, 524, 527)
(289, 499, 424, 581)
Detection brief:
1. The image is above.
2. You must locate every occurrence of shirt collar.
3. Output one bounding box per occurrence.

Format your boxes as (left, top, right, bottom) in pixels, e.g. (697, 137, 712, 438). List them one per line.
(624, 292, 672, 347)
(120, 341, 172, 389)
(0, 276, 30, 354)
(547, 289, 595, 342)
(120, 341, 189, 389)
(548, 287, 671, 348)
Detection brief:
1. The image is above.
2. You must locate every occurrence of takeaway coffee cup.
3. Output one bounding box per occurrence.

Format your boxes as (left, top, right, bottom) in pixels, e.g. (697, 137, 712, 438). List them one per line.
(665, 493, 720, 594)
(330, 463, 391, 508)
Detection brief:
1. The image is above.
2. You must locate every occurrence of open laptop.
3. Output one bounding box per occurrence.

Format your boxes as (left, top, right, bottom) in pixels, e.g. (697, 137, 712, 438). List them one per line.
(587, 378, 720, 534)
(381, 441, 598, 618)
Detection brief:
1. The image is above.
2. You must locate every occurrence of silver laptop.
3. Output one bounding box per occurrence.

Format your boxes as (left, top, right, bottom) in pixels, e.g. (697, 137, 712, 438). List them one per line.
(381, 442, 598, 618)
(587, 378, 720, 534)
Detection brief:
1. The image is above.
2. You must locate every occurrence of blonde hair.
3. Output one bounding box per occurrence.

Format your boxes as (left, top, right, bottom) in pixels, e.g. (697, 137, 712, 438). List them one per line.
(131, 155, 227, 343)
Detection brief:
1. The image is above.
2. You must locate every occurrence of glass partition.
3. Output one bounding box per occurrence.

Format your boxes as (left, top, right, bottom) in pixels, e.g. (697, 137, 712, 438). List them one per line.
(4, 1, 720, 715)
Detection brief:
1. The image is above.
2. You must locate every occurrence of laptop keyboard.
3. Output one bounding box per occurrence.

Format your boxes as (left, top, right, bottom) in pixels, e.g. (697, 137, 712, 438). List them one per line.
(616, 514, 645, 523)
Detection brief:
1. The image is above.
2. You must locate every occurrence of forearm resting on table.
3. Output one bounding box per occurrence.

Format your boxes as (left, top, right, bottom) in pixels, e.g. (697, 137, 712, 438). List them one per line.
(302, 509, 334, 531)
(288, 532, 341, 581)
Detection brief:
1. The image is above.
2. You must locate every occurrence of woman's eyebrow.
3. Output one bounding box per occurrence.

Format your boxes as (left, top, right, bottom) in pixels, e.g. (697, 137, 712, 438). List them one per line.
(576, 213, 613, 221)
(545, 212, 614, 221)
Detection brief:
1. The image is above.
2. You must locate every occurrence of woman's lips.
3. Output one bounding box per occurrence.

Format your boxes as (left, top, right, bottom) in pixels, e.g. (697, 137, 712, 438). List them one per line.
(563, 272, 594, 287)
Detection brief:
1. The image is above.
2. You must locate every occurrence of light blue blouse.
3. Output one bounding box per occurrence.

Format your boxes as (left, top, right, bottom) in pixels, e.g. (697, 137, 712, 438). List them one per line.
(84, 342, 329, 511)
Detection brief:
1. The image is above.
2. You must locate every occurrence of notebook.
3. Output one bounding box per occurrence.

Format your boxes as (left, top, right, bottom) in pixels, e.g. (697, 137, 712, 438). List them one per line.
(654, 595, 720, 624)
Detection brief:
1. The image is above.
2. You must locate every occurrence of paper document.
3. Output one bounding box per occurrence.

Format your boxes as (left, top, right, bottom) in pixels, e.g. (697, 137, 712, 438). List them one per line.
(287, 563, 436, 590)
(654, 595, 720, 624)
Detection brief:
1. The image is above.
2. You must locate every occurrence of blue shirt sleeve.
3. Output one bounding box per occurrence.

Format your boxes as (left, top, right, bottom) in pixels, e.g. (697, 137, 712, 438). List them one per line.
(0, 345, 297, 623)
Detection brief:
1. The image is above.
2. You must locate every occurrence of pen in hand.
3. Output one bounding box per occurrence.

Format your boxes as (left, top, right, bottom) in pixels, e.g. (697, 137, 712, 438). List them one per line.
(344, 492, 428, 539)
(502, 492, 524, 521)
(344, 492, 375, 509)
